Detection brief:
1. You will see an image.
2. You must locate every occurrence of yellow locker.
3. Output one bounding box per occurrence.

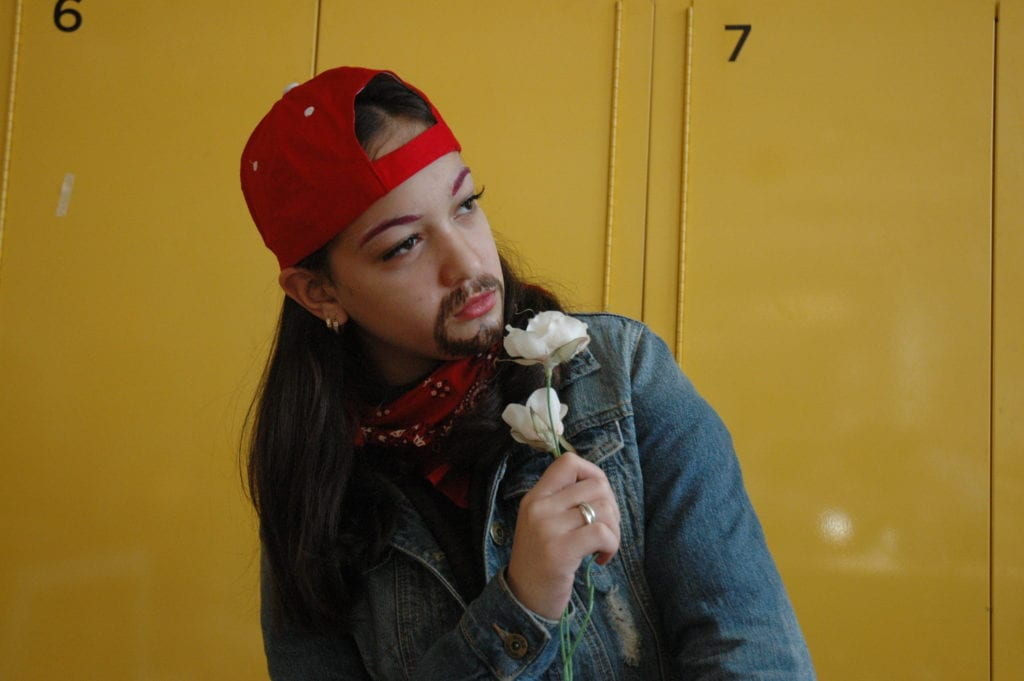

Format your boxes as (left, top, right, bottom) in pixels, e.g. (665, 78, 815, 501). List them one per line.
(993, 2, 1024, 679)
(316, 0, 654, 316)
(673, 1, 994, 678)
(0, 2, 315, 678)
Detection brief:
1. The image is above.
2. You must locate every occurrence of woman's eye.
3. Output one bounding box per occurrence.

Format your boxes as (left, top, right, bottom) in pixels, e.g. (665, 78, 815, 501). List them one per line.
(382, 234, 421, 261)
(457, 188, 485, 214)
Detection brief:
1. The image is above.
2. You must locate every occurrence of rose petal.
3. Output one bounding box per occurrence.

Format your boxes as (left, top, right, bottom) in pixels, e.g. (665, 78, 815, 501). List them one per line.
(550, 336, 590, 365)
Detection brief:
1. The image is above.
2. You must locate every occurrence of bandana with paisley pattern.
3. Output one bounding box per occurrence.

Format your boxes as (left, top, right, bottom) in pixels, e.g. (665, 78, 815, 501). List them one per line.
(355, 346, 499, 507)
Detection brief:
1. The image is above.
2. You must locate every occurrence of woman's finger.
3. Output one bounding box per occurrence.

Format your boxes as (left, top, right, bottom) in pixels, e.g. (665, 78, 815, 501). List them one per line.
(528, 451, 608, 497)
(555, 520, 620, 565)
(545, 478, 621, 534)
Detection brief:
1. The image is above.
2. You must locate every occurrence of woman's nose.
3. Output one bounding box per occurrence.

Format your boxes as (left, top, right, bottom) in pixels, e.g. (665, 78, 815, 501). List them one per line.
(438, 226, 482, 288)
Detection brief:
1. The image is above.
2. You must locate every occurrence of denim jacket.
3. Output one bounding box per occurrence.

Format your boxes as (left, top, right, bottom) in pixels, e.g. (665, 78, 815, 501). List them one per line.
(262, 314, 816, 680)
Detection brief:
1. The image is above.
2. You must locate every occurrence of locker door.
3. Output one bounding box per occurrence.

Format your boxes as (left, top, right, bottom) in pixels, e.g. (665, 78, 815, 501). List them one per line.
(316, 0, 654, 315)
(0, 3, 315, 679)
(676, 1, 993, 679)
(993, 3, 1024, 680)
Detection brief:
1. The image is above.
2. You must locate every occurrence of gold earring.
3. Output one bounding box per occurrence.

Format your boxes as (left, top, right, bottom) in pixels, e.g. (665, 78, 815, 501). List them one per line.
(325, 316, 341, 334)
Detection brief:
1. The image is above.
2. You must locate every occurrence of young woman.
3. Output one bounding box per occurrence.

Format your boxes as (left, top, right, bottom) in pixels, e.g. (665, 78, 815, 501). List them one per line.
(240, 66, 815, 680)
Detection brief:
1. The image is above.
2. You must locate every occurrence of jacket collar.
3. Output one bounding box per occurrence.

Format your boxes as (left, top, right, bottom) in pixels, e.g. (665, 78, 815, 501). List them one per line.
(556, 345, 602, 389)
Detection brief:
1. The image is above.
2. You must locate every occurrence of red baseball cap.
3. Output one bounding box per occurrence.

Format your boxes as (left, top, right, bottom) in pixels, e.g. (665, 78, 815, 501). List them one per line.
(240, 67, 461, 268)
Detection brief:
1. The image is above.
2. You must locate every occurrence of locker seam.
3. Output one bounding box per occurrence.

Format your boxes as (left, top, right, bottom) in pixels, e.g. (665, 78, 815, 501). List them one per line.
(988, 3, 998, 680)
(0, 0, 22, 279)
(640, 0, 655, 325)
(311, 0, 323, 77)
(675, 5, 694, 362)
(603, 1, 623, 312)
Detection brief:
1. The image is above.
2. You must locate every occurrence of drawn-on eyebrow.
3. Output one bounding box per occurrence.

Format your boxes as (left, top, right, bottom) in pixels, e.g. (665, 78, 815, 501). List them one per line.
(359, 214, 419, 248)
(451, 167, 471, 197)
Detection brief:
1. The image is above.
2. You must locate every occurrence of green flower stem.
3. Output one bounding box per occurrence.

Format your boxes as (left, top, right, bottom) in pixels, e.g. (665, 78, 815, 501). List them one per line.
(545, 369, 562, 457)
(545, 368, 596, 679)
(559, 557, 597, 681)
(561, 616, 571, 681)
(542, 366, 596, 679)
(567, 557, 597, 660)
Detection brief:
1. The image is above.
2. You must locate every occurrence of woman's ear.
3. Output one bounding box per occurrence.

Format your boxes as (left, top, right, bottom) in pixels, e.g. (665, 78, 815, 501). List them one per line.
(278, 267, 350, 326)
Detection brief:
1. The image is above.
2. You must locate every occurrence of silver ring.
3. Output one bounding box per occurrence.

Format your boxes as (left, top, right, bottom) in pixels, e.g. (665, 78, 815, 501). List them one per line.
(578, 502, 597, 526)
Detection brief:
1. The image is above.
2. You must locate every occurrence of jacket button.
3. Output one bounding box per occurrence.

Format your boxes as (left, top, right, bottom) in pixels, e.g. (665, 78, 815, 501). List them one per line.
(504, 633, 528, 659)
(489, 522, 508, 545)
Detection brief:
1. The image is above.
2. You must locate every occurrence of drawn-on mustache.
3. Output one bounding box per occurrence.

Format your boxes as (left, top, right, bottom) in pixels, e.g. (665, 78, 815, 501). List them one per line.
(438, 274, 504, 321)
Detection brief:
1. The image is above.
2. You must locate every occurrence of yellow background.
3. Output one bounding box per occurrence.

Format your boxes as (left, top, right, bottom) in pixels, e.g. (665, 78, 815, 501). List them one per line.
(0, 1, 1019, 679)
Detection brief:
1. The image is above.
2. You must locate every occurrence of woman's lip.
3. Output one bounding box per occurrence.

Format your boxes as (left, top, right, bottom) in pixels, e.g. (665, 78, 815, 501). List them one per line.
(455, 290, 497, 320)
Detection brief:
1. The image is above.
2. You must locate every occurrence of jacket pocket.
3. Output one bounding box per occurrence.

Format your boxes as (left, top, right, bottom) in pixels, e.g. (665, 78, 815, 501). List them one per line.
(567, 417, 625, 466)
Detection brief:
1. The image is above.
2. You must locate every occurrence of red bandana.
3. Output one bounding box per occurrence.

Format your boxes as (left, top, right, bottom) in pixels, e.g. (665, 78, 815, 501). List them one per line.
(355, 347, 499, 507)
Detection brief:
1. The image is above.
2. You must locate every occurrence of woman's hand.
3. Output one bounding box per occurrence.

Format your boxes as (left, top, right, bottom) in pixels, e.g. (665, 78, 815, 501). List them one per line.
(505, 452, 621, 620)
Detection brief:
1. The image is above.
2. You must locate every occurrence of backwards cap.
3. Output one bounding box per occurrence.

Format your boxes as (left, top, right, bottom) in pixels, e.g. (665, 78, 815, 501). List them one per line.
(240, 67, 461, 268)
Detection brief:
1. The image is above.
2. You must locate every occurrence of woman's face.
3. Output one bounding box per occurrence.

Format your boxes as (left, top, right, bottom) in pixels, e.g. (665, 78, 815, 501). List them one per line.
(324, 123, 504, 385)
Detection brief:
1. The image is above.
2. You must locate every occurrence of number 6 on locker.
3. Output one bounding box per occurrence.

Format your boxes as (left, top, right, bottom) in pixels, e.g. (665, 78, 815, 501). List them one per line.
(54, 0, 83, 33)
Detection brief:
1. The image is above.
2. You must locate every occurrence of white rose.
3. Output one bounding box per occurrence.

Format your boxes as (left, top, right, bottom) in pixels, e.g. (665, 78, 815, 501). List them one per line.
(501, 388, 570, 454)
(503, 311, 590, 370)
